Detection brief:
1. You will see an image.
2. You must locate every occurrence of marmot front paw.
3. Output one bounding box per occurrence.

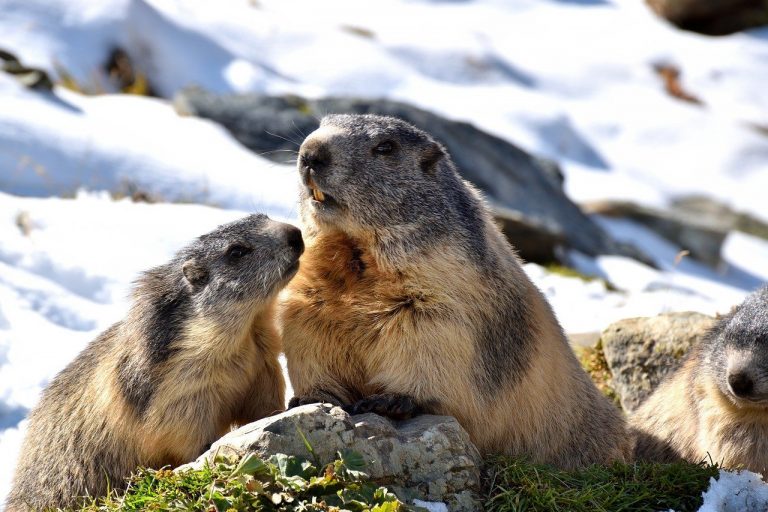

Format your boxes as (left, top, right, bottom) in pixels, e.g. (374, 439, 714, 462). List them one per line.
(344, 393, 423, 420)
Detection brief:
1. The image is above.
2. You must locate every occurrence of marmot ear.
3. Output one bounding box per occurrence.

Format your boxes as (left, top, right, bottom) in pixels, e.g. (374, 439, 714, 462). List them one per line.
(420, 142, 445, 174)
(182, 259, 208, 289)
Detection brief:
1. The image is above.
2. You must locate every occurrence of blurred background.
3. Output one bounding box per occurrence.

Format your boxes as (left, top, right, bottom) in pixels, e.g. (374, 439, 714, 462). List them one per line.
(1, 0, 767, 504)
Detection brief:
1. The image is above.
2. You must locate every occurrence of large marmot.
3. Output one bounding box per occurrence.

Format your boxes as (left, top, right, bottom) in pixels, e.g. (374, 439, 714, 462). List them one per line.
(632, 286, 768, 474)
(279, 114, 629, 468)
(6, 214, 303, 511)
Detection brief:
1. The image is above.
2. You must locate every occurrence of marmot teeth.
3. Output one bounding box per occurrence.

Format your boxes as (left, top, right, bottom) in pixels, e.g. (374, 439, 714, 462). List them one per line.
(307, 176, 325, 202)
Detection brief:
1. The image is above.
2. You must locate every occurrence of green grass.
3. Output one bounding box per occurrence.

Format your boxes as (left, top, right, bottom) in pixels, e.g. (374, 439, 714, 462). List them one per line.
(75, 451, 412, 512)
(484, 457, 719, 512)
(70, 451, 723, 512)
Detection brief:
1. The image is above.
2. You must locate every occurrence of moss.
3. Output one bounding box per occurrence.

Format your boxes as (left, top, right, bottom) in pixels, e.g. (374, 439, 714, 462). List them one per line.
(576, 340, 619, 406)
(544, 264, 618, 292)
(484, 457, 719, 512)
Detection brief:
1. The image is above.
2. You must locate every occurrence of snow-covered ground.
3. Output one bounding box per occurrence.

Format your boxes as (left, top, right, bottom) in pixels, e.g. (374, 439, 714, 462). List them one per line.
(1, 0, 767, 508)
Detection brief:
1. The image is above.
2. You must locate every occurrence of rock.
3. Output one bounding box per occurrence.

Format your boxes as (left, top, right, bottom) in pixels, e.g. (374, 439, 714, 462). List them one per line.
(0, 48, 53, 91)
(600, 312, 716, 412)
(583, 200, 728, 267)
(174, 88, 648, 265)
(182, 403, 482, 511)
(672, 195, 768, 242)
(646, 0, 768, 35)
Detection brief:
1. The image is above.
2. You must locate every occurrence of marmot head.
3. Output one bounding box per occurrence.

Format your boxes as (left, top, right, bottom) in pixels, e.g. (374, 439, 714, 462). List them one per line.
(703, 286, 768, 409)
(296, 114, 485, 267)
(136, 214, 303, 322)
(179, 214, 303, 312)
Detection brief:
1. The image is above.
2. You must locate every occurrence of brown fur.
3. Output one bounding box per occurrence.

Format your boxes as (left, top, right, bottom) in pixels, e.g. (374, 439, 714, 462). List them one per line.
(632, 344, 768, 474)
(280, 115, 630, 468)
(6, 215, 297, 511)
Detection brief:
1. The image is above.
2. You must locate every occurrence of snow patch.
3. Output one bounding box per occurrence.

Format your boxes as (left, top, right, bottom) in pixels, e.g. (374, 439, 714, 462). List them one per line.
(412, 499, 448, 512)
(699, 470, 768, 512)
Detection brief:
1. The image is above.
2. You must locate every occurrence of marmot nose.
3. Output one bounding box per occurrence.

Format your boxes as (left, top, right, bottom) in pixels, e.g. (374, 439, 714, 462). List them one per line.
(299, 142, 332, 176)
(285, 226, 304, 256)
(728, 371, 755, 398)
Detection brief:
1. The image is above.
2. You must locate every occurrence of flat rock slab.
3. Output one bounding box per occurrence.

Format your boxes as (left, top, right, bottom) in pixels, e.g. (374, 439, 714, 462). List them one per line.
(182, 404, 482, 511)
(601, 312, 716, 412)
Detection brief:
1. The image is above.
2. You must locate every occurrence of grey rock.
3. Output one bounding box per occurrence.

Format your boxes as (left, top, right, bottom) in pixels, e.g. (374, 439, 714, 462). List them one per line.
(583, 200, 728, 267)
(672, 195, 768, 242)
(0, 48, 53, 91)
(181, 403, 482, 511)
(174, 88, 648, 265)
(646, 0, 768, 35)
(601, 312, 716, 412)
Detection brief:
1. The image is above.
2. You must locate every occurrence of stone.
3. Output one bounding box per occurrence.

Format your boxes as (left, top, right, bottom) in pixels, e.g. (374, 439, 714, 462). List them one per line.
(174, 88, 650, 266)
(583, 200, 728, 267)
(181, 403, 482, 511)
(646, 0, 768, 36)
(672, 195, 768, 242)
(600, 312, 716, 412)
(0, 48, 53, 91)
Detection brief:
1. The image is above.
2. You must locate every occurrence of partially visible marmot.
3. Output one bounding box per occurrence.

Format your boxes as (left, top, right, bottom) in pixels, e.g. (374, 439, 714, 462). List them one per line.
(279, 114, 629, 468)
(632, 286, 768, 474)
(6, 214, 303, 511)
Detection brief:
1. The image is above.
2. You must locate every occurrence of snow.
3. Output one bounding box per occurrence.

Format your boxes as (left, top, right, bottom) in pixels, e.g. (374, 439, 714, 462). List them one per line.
(698, 470, 768, 512)
(0, 75, 299, 217)
(412, 499, 448, 512)
(1, 0, 768, 508)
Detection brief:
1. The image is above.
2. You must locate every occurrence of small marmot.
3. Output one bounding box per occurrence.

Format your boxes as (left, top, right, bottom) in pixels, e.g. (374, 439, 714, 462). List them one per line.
(631, 286, 768, 474)
(6, 214, 303, 511)
(279, 114, 629, 468)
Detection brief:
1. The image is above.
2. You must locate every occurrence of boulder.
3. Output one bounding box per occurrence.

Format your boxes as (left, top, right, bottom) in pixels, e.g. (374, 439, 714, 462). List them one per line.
(646, 0, 768, 35)
(174, 89, 647, 266)
(182, 403, 482, 511)
(583, 200, 728, 267)
(600, 312, 716, 412)
(672, 196, 768, 241)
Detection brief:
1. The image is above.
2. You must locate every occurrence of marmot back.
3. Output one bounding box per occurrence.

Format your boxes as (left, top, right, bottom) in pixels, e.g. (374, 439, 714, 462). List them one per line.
(631, 286, 768, 474)
(6, 214, 303, 511)
(280, 114, 629, 468)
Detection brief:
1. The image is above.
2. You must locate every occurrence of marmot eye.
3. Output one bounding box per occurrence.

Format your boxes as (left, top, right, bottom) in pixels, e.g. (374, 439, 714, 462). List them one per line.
(225, 244, 252, 260)
(373, 141, 394, 155)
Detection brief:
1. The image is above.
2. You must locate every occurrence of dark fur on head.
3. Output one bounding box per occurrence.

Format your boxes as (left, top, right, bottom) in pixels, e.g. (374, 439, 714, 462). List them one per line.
(170, 213, 301, 314)
(701, 285, 768, 406)
(298, 114, 485, 268)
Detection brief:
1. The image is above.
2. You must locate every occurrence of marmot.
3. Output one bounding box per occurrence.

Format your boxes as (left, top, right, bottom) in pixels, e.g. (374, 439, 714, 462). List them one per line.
(631, 286, 768, 474)
(279, 114, 629, 468)
(6, 214, 303, 511)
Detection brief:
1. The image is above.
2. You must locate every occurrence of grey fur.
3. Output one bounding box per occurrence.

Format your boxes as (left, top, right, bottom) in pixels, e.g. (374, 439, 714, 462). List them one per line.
(703, 285, 768, 402)
(632, 285, 768, 468)
(6, 214, 300, 511)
